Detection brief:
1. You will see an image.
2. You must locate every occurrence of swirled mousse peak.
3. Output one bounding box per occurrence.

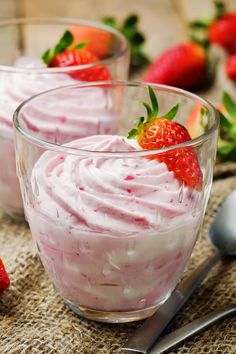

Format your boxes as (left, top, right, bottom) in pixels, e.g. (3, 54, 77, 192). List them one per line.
(31, 135, 193, 235)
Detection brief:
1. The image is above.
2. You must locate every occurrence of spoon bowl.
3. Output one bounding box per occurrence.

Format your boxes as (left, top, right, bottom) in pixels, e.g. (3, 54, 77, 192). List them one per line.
(209, 191, 236, 256)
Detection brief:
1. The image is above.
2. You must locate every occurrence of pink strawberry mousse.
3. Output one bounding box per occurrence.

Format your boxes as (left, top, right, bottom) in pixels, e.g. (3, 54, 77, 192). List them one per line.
(26, 135, 201, 312)
(0, 58, 117, 216)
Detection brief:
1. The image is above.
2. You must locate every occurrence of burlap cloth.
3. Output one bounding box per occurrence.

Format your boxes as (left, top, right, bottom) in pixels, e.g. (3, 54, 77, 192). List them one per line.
(1, 166, 236, 354)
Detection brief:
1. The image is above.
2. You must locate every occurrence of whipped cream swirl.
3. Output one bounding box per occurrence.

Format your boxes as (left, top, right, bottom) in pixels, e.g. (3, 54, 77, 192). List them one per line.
(0, 69, 116, 140)
(31, 135, 193, 235)
(0, 70, 72, 136)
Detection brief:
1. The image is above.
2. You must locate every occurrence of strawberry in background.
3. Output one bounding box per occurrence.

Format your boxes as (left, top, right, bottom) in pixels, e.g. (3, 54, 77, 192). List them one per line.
(185, 91, 236, 162)
(103, 15, 149, 73)
(185, 103, 208, 139)
(225, 54, 236, 81)
(0, 258, 10, 294)
(70, 14, 149, 73)
(143, 40, 208, 90)
(42, 30, 111, 81)
(217, 92, 236, 161)
(68, 25, 111, 59)
(191, 1, 236, 82)
(191, 0, 236, 54)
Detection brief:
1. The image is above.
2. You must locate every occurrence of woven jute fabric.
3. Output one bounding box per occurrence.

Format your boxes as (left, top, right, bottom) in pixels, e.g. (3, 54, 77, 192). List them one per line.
(0, 175, 236, 354)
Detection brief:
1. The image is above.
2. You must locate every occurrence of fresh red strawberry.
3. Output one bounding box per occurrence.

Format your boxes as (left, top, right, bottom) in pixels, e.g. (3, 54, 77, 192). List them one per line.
(42, 30, 111, 81)
(71, 14, 150, 73)
(49, 48, 111, 81)
(191, 1, 236, 54)
(208, 13, 236, 53)
(0, 258, 10, 294)
(128, 87, 203, 190)
(226, 54, 236, 81)
(143, 41, 207, 90)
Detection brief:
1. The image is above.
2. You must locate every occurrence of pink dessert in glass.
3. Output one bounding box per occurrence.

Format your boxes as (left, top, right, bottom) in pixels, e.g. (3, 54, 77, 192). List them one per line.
(26, 135, 201, 313)
(0, 18, 129, 218)
(0, 67, 117, 216)
(14, 82, 219, 322)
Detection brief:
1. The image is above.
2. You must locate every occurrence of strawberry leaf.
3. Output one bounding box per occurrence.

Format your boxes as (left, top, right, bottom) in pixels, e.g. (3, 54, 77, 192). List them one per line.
(190, 20, 210, 29)
(127, 86, 182, 144)
(54, 30, 73, 54)
(102, 17, 116, 27)
(73, 41, 87, 50)
(41, 49, 50, 64)
(219, 111, 231, 129)
(140, 101, 152, 118)
(148, 86, 158, 117)
(127, 128, 138, 139)
(131, 32, 145, 45)
(163, 104, 179, 120)
(200, 107, 207, 116)
(102, 14, 149, 73)
(189, 0, 226, 43)
(223, 92, 236, 121)
(42, 30, 74, 65)
(214, 0, 226, 19)
(135, 116, 145, 127)
(218, 139, 236, 155)
(123, 15, 138, 28)
(200, 107, 209, 131)
(189, 34, 210, 49)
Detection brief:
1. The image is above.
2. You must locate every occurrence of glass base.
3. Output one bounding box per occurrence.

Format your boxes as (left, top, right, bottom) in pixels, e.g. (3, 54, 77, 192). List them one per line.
(64, 295, 170, 323)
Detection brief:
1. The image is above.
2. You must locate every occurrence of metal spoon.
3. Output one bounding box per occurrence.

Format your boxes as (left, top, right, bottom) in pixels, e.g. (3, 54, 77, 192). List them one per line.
(149, 303, 236, 354)
(122, 191, 236, 354)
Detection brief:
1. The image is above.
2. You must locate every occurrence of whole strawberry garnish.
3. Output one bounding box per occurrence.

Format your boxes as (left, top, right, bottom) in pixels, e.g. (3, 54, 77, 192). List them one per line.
(143, 41, 208, 90)
(42, 30, 111, 81)
(128, 87, 203, 190)
(225, 54, 236, 81)
(217, 92, 236, 161)
(191, 1, 236, 54)
(0, 258, 10, 294)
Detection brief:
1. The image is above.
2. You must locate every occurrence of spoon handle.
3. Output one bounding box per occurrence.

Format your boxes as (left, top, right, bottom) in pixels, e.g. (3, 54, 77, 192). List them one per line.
(121, 252, 221, 354)
(149, 304, 236, 354)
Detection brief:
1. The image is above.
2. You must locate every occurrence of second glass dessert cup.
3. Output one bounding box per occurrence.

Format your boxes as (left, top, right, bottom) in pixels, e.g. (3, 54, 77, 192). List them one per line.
(14, 82, 219, 322)
(0, 17, 129, 219)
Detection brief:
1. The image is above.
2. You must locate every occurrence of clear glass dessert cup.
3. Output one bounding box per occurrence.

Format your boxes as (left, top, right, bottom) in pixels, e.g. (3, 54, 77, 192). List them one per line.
(13, 82, 219, 323)
(0, 17, 129, 219)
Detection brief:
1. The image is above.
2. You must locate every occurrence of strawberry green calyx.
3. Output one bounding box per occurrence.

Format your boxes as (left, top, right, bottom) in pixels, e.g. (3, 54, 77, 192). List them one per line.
(189, 34, 210, 50)
(102, 14, 149, 72)
(42, 30, 87, 65)
(73, 42, 88, 50)
(214, 0, 226, 19)
(218, 92, 236, 161)
(127, 86, 179, 139)
(42, 30, 73, 65)
(190, 0, 226, 30)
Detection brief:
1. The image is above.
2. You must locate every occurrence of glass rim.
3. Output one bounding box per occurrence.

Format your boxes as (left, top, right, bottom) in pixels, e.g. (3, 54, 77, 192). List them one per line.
(13, 81, 220, 158)
(0, 17, 129, 74)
